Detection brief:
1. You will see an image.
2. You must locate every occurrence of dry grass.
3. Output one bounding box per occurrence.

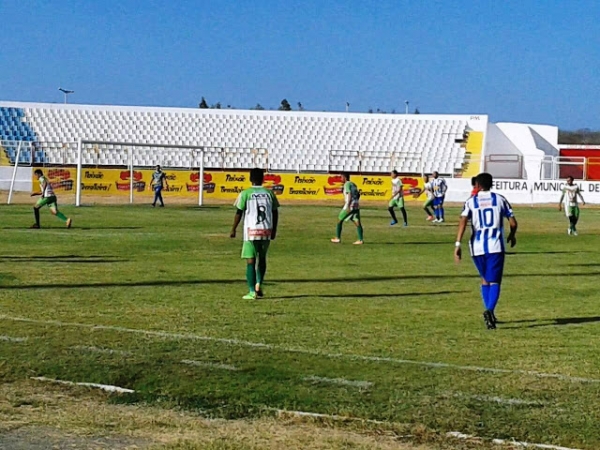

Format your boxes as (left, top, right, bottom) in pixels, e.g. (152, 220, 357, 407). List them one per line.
(0, 380, 460, 450)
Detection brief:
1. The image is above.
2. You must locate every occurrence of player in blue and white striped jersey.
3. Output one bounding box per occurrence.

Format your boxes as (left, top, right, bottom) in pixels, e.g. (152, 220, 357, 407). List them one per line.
(431, 171, 447, 223)
(454, 173, 518, 329)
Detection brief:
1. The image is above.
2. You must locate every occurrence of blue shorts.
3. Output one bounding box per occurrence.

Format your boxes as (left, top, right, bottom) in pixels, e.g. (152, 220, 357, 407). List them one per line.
(472, 253, 505, 283)
(154, 185, 163, 193)
(433, 196, 445, 207)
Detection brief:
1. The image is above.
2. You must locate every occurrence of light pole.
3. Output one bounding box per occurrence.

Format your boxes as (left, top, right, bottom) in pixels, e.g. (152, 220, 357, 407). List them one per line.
(405, 100, 409, 114)
(59, 88, 74, 104)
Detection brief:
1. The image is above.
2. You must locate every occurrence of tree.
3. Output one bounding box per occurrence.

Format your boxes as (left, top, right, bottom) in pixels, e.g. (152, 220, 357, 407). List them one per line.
(252, 103, 265, 110)
(297, 102, 304, 111)
(199, 97, 209, 109)
(278, 99, 292, 111)
(212, 102, 222, 109)
(368, 108, 373, 114)
(414, 107, 421, 114)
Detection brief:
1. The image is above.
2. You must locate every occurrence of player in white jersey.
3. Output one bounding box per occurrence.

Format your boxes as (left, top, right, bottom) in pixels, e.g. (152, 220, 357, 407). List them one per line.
(558, 176, 585, 236)
(231, 168, 279, 299)
(454, 173, 517, 330)
(31, 169, 72, 229)
(388, 170, 407, 226)
(422, 175, 434, 221)
(431, 171, 447, 223)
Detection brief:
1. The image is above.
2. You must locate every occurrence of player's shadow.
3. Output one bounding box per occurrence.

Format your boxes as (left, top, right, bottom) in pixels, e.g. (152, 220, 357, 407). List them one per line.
(506, 251, 592, 255)
(2, 272, 600, 290)
(78, 226, 143, 230)
(270, 290, 468, 300)
(510, 316, 600, 329)
(369, 241, 449, 246)
(568, 263, 600, 267)
(0, 255, 126, 264)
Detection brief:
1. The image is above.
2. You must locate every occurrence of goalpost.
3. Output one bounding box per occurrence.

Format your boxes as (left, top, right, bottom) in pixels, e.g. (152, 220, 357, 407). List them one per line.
(72, 139, 207, 207)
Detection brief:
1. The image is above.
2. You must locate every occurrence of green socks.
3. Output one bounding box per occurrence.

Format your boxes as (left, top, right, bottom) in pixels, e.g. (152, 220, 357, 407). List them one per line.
(357, 225, 364, 241)
(336, 222, 343, 239)
(246, 264, 257, 293)
(56, 212, 68, 222)
(257, 259, 267, 285)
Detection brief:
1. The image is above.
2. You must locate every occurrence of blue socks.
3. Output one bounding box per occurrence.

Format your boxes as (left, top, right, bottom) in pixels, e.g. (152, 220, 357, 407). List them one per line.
(480, 284, 490, 310)
(488, 284, 501, 311)
(440, 207, 444, 220)
(481, 283, 501, 311)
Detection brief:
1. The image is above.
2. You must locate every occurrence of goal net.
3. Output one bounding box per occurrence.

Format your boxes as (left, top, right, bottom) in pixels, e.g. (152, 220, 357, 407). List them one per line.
(22, 140, 269, 206)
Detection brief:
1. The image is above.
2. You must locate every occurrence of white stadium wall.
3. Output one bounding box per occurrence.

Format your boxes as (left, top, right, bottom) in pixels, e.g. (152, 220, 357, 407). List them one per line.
(446, 178, 600, 205)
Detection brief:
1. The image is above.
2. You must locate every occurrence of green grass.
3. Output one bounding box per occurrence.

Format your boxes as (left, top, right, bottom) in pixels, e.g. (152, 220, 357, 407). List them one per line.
(1, 203, 600, 448)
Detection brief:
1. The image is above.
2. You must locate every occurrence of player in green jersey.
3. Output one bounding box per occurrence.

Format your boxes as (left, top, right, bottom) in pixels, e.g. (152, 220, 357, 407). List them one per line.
(31, 169, 72, 229)
(331, 172, 364, 245)
(558, 176, 585, 235)
(388, 170, 408, 226)
(422, 175, 434, 221)
(231, 168, 279, 299)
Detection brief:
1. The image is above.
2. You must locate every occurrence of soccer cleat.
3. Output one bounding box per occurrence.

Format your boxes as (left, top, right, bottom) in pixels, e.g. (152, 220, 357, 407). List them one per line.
(255, 284, 264, 298)
(439, 218, 445, 223)
(390, 220, 398, 226)
(432, 218, 440, 223)
(242, 292, 257, 300)
(330, 238, 341, 243)
(403, 222, 408, 227)
(353, 240, 364, 245)
(426, 215, 434, 221)
(483, 310, 496, 330)
(491, 310, 498, 325)
(573, 230, 578, 236)
(30, 224, 40, 229)
(66, 218, 72, 228)
(567, 228, 572, 235)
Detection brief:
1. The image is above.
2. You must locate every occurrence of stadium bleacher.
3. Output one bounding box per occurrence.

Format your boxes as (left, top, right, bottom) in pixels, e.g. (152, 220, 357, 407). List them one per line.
(0, 102, 485, 174)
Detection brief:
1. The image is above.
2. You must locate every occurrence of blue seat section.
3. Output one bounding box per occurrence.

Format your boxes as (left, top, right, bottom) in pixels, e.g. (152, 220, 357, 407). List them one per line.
(0, 107, 46, 163)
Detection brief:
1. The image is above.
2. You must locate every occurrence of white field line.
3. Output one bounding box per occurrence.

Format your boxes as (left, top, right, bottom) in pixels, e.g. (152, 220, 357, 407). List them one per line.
(70, 345, 132, 357)
(31, 376, 134, 394)
(447, 431, 581, 450)
(452, 393, 546, 406)
(181, 359, 238, 371)
(304, 375, 372, 389)
(0, 335, 28, 342)
(3, 314, 600, 384)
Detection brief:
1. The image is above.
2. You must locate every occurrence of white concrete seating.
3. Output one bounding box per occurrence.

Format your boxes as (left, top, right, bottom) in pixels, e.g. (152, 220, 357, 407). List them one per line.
(0, 102, 475, 174)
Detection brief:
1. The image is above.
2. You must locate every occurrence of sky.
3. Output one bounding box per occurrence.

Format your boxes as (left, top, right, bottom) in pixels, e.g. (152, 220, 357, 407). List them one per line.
(0, 0, 598, 130)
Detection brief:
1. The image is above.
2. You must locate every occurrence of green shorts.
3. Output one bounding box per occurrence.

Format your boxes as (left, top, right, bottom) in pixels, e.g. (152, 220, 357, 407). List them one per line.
(241, 240, 270, 259)
(389, 198, 404, 208)
(423, 198, 434, 208)
(568, 206, 580, 218)
(36, 196, 57, 209)
(338, 209, 361, 222)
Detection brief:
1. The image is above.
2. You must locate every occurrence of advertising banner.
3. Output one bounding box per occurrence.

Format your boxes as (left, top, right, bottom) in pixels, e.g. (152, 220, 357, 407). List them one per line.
(33, 168, 427, 202)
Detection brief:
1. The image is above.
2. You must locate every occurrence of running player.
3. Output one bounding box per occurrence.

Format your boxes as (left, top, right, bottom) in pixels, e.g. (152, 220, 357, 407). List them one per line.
(454, 173, 517, 330)
(422, 174, 434, 221)
(31, 169, 72, 229)
(230, 168, 279, 300)
(388, 170, 407, 226)
(432, 171, 447, 223)
(558, 176, 585, 235)
(331, 172, 364, 245)
(151, 165, 169, 207)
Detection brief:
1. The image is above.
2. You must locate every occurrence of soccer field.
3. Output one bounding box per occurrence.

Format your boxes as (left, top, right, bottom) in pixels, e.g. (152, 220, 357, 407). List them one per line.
(1, 203, 600, 449)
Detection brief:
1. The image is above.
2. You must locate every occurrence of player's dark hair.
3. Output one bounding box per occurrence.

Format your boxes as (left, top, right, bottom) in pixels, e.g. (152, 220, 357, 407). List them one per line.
(471, 176, 477, 186)
(342, 172, 350, 180)
(34, 169, 43, 176)
(392, 170, 399, 176)
(250, 168, 264, 185)
(566, 175, 574, 181)
(476, 172, 493, 190)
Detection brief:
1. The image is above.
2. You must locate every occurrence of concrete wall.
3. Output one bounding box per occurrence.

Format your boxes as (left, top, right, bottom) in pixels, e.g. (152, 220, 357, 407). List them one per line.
(446, 178, 600, 205)
(0, 166, 30, 192)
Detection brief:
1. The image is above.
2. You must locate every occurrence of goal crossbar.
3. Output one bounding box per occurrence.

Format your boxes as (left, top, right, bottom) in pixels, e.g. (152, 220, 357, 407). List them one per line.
(75, 139, 206, 207)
